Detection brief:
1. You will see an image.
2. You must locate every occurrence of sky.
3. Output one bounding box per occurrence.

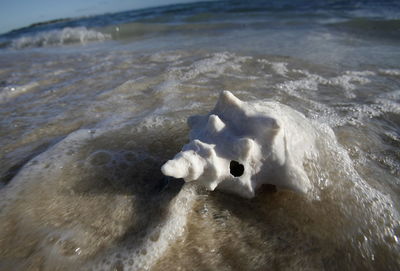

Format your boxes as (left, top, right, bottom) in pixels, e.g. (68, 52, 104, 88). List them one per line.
(0, 0, 203, 34)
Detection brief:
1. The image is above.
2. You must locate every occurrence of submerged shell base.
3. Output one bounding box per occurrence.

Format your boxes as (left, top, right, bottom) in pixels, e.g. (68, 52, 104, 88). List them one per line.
(161, 91, 316, 198)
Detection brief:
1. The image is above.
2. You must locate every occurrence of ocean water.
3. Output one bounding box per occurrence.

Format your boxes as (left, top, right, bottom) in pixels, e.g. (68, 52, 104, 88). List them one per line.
(0, 0, 399, 270)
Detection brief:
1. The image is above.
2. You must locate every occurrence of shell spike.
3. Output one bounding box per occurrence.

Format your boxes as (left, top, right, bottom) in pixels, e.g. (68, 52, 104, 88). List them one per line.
(214, 91, 243, 112)
(162, 149, 207, 181)
(161, 158, 189, 179)
(206, 114, 225, 133)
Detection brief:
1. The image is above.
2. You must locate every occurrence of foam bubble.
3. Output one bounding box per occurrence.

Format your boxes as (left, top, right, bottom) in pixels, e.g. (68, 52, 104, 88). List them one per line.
(277, 69, 374, 99)
(257, 59, 289, 76)
(88, 150, 112, 166)
(165, 52, 250, 84)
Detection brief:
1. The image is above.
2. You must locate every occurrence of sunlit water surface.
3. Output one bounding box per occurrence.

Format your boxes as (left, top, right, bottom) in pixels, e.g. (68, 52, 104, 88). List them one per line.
(0, 1, 399, 270)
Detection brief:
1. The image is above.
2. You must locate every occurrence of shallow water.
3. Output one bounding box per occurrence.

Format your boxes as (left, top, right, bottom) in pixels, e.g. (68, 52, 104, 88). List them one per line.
(0, 1, 399, 270)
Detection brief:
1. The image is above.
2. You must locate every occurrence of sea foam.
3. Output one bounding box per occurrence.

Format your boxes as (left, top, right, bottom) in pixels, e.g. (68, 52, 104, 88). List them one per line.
(9, 27, 110, 49)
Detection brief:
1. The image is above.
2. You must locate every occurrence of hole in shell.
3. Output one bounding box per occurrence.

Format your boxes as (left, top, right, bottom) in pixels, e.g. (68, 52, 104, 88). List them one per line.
(230, 160, 244, 177)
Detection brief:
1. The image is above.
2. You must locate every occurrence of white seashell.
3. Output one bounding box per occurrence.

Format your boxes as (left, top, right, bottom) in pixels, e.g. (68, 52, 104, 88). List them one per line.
(161, 91, 317, 198)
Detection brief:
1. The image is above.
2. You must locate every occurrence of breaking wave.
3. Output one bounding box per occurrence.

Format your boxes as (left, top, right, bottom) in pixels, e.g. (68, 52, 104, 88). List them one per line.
(7, 27, 111, 49)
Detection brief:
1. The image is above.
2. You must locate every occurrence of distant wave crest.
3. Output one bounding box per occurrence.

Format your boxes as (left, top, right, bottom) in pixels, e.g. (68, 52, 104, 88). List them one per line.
(9, 27, 111, 49)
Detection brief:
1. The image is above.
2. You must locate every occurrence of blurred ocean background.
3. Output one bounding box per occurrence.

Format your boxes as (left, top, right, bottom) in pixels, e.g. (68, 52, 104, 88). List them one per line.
(0, 0, 399, 270)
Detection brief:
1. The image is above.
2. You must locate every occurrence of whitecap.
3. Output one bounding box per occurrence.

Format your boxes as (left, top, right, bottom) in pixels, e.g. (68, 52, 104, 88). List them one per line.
(10, 27, 111, 49)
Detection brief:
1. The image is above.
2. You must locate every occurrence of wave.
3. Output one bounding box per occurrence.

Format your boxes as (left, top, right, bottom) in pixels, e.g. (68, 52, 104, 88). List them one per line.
(1, 22, 241, 49)
(1, 0, 399, 50)
(5, 27, 111, 49)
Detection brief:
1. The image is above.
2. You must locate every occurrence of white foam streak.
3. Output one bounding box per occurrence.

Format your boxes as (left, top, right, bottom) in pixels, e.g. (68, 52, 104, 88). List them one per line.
(90, 184, 197, 271)
(0, 82, 39, 103)
(10, 27, 111, 49)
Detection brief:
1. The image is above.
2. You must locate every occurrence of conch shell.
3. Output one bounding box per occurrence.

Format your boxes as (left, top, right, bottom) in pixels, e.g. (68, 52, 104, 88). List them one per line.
(162, 91, 316, 198)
